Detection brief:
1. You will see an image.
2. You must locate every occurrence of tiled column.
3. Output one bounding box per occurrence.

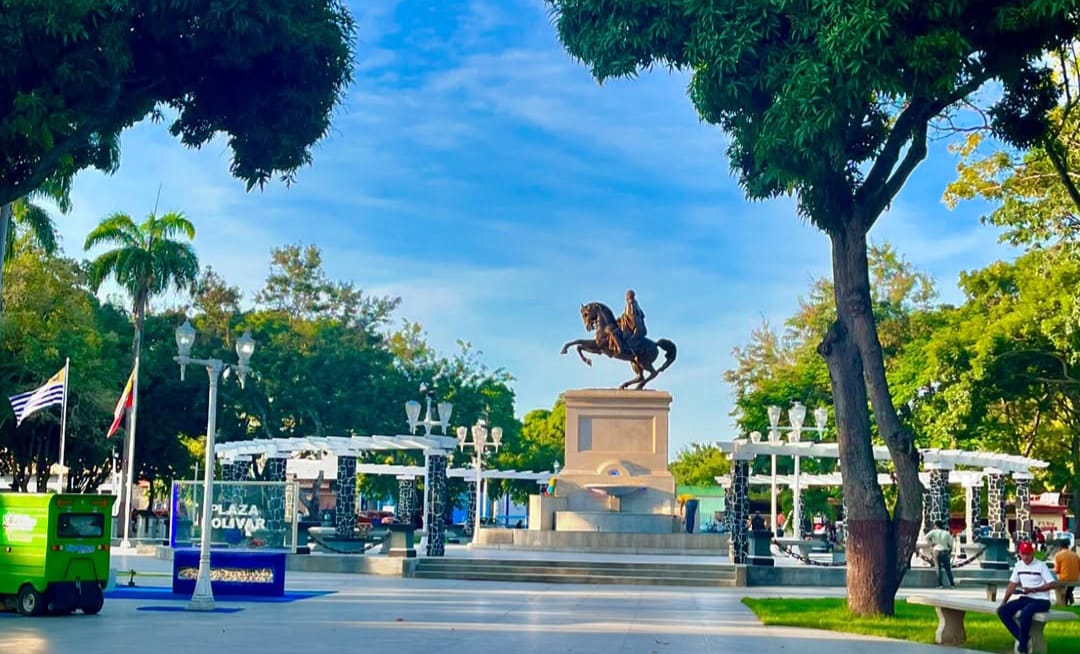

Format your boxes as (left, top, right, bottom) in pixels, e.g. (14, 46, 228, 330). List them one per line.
(928, 467, 950, 527)
(335, 455, 357, 538)
(728, 459, 750, 564)
(464, 481, 477, 537)
(965, 481, 982, 544)
(796, 492, 806, 538)
(397, 477, 416, 523)
(264, 456, 289, 539)
(986, 470, 1007, 539)
(1014, 473, 1032, 540)
(921, 480, 934, 535)
(722, 479, 735, 536)
(424, 451, 448, 556)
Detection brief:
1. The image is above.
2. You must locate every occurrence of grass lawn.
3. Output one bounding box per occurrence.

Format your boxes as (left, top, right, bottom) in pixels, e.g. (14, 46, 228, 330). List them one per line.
(742, 597, 1080, 653)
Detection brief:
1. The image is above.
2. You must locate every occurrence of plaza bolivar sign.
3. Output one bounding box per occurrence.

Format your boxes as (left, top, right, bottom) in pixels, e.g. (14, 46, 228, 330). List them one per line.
(210, 503, 265, 532)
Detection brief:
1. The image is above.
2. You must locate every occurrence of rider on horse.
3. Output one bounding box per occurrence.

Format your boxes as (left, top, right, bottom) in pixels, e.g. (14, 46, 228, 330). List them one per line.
(613, 289, 646, 356)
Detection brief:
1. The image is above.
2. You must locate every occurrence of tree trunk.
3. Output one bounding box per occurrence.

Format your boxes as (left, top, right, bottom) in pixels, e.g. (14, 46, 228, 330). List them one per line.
(819, 221, 921, 615)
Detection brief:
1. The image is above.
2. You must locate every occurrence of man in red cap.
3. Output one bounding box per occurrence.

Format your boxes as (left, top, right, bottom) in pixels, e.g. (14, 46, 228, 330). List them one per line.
(998, 540, 1057, 653)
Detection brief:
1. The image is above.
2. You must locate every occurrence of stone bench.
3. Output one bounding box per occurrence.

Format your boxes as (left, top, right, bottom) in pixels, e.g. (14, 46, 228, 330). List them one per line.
(907, 595, 1077, 654)
(1054, 581, 1078, 607)
(954, 578, 1005, 601)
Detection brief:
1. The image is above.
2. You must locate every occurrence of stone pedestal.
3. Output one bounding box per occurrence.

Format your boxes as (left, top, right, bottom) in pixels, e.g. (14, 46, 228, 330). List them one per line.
(528, 494, 567, 531)
(978, 536, 1011, 570)
(748, 529, 775, 566)
(555, 390, 676, 530)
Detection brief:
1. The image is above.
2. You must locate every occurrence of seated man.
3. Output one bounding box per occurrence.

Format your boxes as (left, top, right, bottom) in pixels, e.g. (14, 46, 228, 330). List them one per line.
(1053, 546, 1079, 605)
(998, 541, 1058, 654)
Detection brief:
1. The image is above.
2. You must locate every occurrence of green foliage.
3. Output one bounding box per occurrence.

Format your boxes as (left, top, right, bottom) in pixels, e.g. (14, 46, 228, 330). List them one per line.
(725, 243, 936, 436)
(914, 245, 1079, 498)
(0, 1, 356, 205)
(84, 210, 199, 319)
(490, 399, 565, 503)
(669, 443, 731, 487)
(548, 1, 1080, 225)
(5, 198, 59, 262)
(0, 245, 127, 491)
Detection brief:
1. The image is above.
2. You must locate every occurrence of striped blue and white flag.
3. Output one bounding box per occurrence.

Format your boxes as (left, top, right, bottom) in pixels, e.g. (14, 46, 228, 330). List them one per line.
(8, 366, 66, 426)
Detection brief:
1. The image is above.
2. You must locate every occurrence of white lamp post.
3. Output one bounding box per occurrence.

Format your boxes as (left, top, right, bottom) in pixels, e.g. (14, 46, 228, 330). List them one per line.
(405, 385, 452, 555)
(456, 417, 502, 539)
(766, 405, 782, 536)
(766, 401, 829, 538)
(174, 319, 255, 612)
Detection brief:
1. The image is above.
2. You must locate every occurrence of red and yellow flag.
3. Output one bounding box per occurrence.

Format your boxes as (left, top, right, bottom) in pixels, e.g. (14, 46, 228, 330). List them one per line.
(107, 369, 135, 438)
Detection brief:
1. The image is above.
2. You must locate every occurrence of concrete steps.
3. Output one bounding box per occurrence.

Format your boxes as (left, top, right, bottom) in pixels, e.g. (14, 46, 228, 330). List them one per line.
(413, 558, 739, 587)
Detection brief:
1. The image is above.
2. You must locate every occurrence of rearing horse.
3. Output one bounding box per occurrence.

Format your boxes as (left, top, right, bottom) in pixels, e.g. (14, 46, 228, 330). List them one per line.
(560, 302, 677, 390)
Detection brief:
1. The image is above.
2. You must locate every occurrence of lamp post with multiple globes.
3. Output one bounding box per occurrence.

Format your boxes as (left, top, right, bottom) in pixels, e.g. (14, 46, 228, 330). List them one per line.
(173, 319, 255, 611)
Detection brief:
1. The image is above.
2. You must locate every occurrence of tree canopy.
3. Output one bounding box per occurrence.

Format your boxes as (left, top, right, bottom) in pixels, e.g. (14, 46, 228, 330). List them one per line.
(0, 1, 355, 206)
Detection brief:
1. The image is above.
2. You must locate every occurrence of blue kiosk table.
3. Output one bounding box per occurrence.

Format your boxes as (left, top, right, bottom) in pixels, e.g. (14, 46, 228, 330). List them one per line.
(172, 549, 287, 597)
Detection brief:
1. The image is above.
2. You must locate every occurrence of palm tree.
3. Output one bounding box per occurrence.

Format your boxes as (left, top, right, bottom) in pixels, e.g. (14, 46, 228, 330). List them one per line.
(3, 197, 60, 261)
(0, 178, 70, 341)
(84, 210, 198, 544)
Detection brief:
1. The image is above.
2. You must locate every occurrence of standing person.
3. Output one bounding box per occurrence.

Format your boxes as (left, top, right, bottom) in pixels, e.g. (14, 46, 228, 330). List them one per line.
(1052, 546, 1079, 605)
(925, 520, 956, 588)
(998, 541, 1057, 654)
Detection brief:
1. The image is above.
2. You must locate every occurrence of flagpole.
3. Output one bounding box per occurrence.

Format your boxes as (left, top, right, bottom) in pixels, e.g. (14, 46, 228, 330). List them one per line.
(58, 357, 70, 493)
(122, 354, 140, 549)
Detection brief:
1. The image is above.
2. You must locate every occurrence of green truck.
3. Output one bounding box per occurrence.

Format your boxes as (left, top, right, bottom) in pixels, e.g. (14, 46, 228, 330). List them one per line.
(0, 493, 113, 615)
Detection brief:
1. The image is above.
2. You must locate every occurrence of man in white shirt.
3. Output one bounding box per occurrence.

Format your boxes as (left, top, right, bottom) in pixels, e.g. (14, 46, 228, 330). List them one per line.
(997, 540, 1057, 654)
(925, 520, 956, 588)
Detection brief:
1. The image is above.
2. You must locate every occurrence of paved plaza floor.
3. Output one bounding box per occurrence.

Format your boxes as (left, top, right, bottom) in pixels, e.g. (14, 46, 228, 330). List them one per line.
(0, 552, 986, 654)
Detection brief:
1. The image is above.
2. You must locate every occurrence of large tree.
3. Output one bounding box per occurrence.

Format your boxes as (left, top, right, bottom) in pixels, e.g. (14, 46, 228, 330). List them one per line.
(547, 1, 1080, 614)
(0, 1, 355, 207)
(0, 1, 355, 317)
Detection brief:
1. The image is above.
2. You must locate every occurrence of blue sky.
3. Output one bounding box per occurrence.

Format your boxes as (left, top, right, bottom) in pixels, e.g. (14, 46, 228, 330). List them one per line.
(54, 0, 1017, 456)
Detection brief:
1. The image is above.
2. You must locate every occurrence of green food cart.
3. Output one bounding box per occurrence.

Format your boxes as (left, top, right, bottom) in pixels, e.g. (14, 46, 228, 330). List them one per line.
(0, 493, 113, 615)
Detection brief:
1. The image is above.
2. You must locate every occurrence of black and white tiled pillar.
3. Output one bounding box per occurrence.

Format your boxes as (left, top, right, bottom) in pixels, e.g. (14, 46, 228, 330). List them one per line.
(921, 477, 934, 535)
(986, 469, 1007, 539)
(928, 466, 950, 527)
(964, 479, 983, 544)
(464, 481, 477, 537)
(722, 478, 735, 536)
(335, 455, 357, 538)
(397, 476, 415, 523)
(265, 456, 289, 539)
(728, 459, 750, 564)
(1014, 472, 1033, 541)
(424, 450, 448, 556)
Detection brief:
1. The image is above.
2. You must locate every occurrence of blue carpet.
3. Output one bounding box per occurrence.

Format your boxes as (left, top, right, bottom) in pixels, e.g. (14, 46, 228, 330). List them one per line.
(137, 606, 244, 613)
(106, 587, 334, 603)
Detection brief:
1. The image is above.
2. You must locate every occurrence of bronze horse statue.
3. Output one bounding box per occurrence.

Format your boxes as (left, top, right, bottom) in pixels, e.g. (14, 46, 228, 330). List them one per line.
(560, 302, 677, 390)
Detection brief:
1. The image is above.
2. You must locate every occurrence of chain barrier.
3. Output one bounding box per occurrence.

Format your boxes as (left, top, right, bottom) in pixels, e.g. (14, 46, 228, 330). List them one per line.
(307, 533, 379, 554)
(771, 539, 848, 567)
(915, 545, 987, 568)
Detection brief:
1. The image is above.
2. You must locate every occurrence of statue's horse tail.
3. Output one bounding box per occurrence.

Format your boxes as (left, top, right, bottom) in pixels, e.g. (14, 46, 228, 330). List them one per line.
(655, 338, 677, 373)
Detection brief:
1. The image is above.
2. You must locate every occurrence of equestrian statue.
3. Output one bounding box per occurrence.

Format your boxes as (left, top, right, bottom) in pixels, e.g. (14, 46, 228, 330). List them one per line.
(560, 290, 677, 390)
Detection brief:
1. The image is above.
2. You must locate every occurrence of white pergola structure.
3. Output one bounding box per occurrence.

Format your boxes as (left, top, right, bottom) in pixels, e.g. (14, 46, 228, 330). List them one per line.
(716, 438, 1047, 564)
(213, 436, 554, 545)
(215, 435, 457, 556)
